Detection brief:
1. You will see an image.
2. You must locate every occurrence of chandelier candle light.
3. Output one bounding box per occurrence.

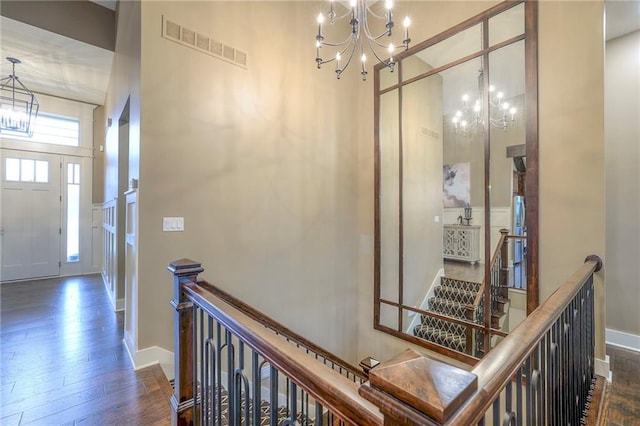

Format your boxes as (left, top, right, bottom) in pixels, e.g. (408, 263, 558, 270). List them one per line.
(452, 71, 517, 135)
(0, 57, 39, 136)
(315, 0, 411, 81)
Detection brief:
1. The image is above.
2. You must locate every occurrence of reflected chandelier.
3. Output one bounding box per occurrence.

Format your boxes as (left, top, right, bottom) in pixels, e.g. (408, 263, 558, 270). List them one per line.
(0, 57, 39, 136)
(315, 0, 411, 81)
(451, 71, 517, 135)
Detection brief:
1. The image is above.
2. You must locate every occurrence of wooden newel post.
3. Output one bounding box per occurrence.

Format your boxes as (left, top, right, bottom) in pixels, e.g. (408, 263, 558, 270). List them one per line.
(168, 259, 204, 426)
(500, 229, 510, 297)
(359, 349, 477, 425)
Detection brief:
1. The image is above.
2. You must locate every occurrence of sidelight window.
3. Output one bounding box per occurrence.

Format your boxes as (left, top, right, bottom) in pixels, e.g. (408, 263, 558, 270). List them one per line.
(66, 163, 80, 262)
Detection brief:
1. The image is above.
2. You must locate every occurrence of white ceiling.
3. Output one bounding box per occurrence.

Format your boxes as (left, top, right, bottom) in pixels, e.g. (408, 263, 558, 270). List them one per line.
(0, 1, 637, 109)
(0, 16, 114, 106)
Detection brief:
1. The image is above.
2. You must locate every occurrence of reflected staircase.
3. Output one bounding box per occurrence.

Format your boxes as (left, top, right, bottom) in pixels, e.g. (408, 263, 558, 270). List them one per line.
(413, 274, 509, 356)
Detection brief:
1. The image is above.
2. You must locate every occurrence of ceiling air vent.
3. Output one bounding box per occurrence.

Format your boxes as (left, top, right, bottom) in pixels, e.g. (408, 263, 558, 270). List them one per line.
(162, 15, 248, 70)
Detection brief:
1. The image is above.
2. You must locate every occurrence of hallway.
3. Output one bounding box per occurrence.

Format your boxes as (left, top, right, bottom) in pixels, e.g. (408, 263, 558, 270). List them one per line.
(0, 275, 171, 425)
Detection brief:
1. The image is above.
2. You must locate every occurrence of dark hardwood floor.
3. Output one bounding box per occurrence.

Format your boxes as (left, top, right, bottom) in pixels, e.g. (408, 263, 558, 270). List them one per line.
(1, 275, 172, 425)
(607, 344, 640, 426)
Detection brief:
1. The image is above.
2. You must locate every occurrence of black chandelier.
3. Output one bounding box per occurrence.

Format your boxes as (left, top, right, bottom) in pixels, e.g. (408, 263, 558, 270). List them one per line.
(0, 57, 39, 136)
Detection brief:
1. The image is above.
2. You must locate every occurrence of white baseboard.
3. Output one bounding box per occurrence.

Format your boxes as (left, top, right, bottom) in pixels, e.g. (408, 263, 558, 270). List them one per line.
(595, 355, 612, 382)
(123, 340, 175, 380)
(606, 328, 640, 352)
(115, 298, 125, 312)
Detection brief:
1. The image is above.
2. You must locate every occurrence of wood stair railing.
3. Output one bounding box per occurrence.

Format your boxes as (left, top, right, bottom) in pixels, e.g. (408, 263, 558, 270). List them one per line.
(169, 255, 603, 425)
(168, 259, 381, 426)
(360, 255, 604, 425)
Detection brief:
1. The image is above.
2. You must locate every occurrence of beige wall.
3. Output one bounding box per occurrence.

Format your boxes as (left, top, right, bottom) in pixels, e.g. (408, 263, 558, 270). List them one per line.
(137, 1, 362, 358)
(605, 30, 640, 337)
(538, 1, 605, 358)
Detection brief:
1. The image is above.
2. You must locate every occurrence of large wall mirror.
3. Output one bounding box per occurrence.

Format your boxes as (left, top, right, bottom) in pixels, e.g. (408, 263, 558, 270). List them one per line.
(374, 1, 538, 363)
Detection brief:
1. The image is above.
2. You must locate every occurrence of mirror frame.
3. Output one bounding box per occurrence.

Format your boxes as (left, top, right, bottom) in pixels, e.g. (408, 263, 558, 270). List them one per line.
(373, 0, 538, 363)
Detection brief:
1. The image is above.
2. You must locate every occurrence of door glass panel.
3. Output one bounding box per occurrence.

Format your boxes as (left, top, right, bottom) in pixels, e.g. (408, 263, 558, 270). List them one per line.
(35, 160, 49, 183)
(5, 158, 19, 181)
(20, 159, 34, 182)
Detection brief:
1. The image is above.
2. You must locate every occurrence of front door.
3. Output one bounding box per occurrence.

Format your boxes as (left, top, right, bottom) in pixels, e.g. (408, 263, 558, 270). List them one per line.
(1, 150, 61, 281)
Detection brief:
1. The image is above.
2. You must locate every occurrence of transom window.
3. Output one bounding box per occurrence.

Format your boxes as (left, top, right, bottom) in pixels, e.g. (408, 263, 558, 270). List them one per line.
(1, 113, 79, 146)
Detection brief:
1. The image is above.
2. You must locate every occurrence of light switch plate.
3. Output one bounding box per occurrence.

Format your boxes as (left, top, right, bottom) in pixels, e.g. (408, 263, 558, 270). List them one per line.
(163, 217, 184, 232)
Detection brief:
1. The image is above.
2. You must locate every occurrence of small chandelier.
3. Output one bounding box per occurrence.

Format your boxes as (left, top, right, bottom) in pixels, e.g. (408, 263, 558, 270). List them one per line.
(315, 0, 411, 81)
(451, 70, 517, 135)
(0, 57, 39, 136)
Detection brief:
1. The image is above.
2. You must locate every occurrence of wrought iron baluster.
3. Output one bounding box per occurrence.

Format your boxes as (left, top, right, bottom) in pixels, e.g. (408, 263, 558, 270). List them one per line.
(226, 330, 236, 425)
(192, 304, 199, 425)
(215, 322, 223, 426)
(493, 397, 500, 426)
(252, 351, 261, 425)
(516, 363, 523, 426)
(282, 382, 298, 426)
(269, 366, 278, 426)
(315, 401, 324, 426)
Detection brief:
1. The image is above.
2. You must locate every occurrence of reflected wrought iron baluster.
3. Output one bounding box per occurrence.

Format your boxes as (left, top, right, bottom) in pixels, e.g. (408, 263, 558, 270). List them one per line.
(492, 397, 500, 426)
(315, 401, 324, 426)
(478, 416, 485, 426)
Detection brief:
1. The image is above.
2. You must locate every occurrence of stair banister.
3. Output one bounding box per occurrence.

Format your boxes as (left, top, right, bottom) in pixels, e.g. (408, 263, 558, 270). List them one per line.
(360, 255, 603, 425)
(169, 258, 203, 425)
(169, 259, 383, 426)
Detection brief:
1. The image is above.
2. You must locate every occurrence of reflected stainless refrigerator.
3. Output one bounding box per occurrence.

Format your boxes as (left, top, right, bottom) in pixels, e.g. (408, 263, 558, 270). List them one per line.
(512, 195, 526, 288)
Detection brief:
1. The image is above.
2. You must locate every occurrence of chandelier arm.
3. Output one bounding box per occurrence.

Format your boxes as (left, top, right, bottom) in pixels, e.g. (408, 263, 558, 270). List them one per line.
(318, 39, 356, 66)
(361, 18, 393, 42)
(338, 41, 358, 74)
(365, 4, 389, 20)
(365, 38, 392, 67)
(320, 32, 355, 48)
(330, 8, 353, 22)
